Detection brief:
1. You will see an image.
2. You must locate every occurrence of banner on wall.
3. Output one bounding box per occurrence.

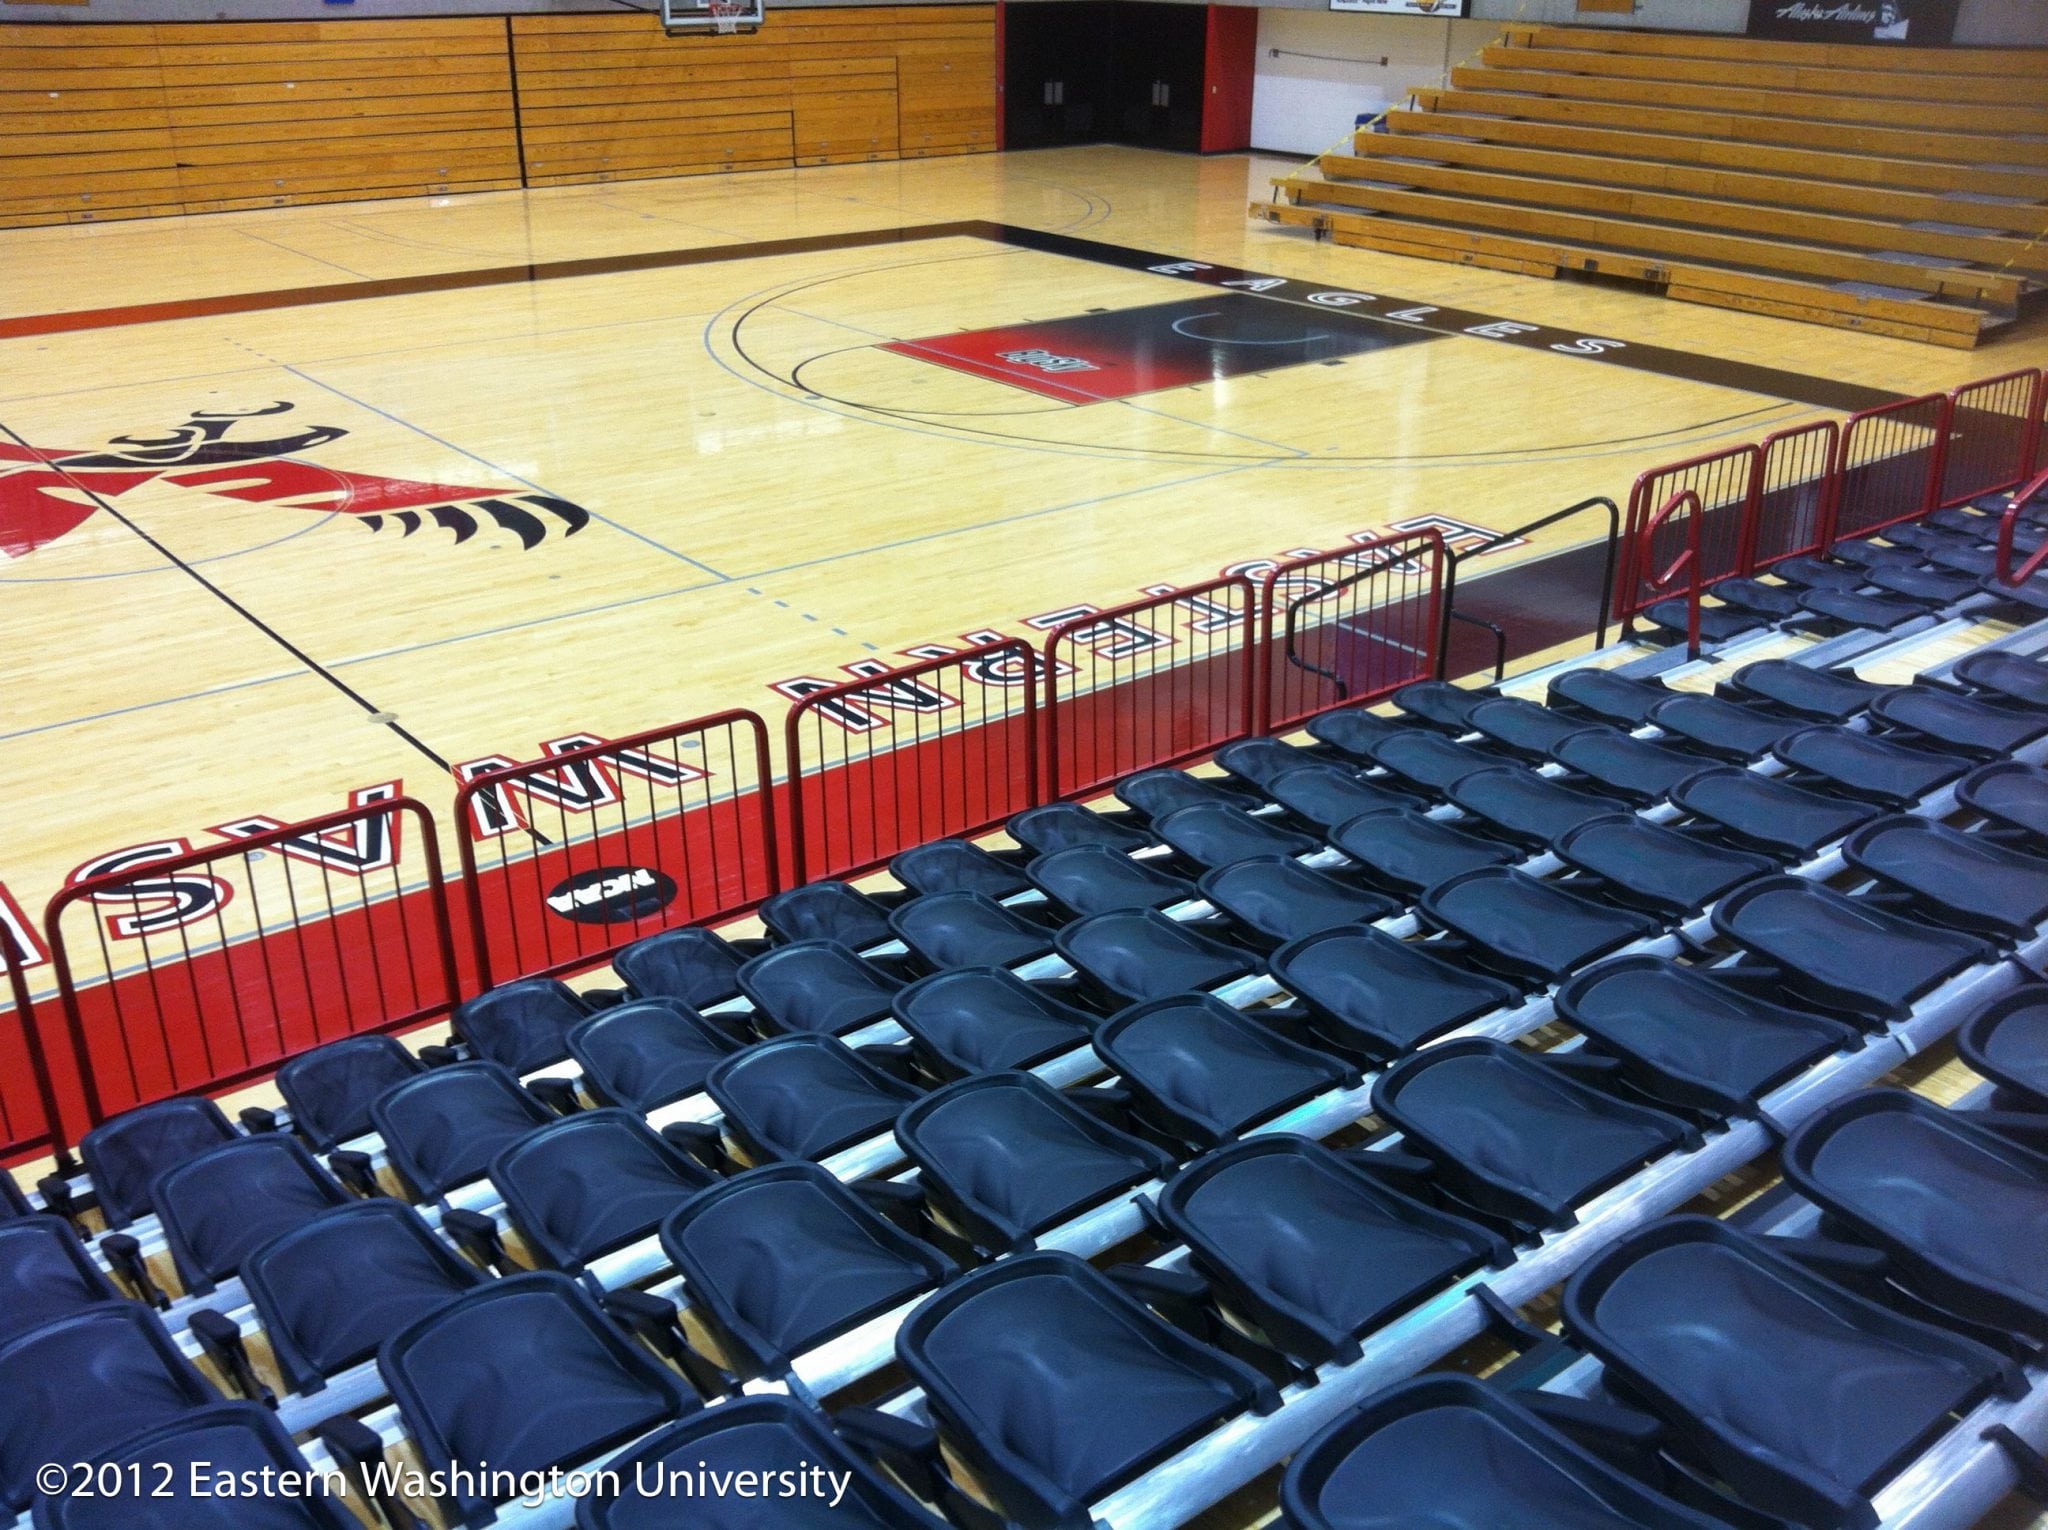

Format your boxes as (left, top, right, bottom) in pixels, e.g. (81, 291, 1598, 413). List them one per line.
(1746, 0, 1960, 43)
(1329, 0, 1470, 14)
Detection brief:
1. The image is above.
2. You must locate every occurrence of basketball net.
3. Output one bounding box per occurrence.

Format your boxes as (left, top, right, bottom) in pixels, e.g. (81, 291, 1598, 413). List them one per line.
(709, 0, 745, 35)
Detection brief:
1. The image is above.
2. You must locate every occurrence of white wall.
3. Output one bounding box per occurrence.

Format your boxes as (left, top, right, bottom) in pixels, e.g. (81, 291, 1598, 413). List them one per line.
(1250, 11, 1494, 155)
(1955, 0, 2048, 44)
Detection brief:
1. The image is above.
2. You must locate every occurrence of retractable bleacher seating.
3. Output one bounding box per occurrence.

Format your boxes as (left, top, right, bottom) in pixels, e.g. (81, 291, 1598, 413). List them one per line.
(1630, 479, 2048, 652)
(16, 568, 2048, 1530)
(1254, 26, 2048, 347)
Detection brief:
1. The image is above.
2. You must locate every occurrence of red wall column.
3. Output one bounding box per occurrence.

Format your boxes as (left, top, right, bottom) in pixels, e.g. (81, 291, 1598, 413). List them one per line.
(1201, 4, 1258, 153)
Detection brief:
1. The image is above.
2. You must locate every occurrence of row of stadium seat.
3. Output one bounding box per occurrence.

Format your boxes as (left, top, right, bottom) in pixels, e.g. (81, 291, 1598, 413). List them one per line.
(4, 596, 2047, 1528)
(1637, 481, 2048, 645)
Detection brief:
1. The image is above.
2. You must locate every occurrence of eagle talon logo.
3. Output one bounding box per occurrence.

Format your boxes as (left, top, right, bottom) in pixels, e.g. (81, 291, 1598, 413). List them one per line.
(357, 495, 588, 550)
(1, 402, 590, 560)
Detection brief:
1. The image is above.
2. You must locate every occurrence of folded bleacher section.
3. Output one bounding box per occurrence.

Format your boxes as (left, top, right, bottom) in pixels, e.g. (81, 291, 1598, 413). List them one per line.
(1254, 26, 2048, 348)
(10, 529, 2048, 1528)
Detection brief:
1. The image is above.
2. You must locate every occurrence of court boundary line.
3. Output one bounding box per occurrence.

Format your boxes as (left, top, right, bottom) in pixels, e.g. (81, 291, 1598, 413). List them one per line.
(271, 360, 731, 581)
(0, 412, 458, 773)
(715, 251, 1811, 467)
(2, 217, 1905, 412)
(0, 223, 999, 339)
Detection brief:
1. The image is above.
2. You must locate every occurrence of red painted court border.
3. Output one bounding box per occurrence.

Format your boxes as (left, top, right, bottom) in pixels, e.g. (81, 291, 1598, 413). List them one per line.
(880, 336, 1105, 402)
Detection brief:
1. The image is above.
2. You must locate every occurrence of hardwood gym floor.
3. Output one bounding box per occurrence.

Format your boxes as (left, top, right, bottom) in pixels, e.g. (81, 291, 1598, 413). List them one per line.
(3, 142, 2044, 965)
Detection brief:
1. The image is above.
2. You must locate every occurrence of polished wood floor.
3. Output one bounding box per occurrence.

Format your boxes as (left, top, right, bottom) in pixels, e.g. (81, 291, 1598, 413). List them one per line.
(4, 144, 2045, 954)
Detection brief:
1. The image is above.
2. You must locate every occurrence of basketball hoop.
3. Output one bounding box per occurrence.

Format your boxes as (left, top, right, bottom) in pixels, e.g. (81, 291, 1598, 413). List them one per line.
(661, 0, 758, 35)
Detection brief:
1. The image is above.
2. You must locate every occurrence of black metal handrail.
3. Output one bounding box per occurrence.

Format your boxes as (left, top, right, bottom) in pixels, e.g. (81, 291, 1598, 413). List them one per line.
(1281, 542, 1433, 703)
(1434, 496, 1620, 680)
(1448, 610, 1507, 684)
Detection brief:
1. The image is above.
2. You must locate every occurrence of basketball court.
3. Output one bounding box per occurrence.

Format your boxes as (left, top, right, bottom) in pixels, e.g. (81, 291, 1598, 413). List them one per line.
(9, 144, 2016, 940)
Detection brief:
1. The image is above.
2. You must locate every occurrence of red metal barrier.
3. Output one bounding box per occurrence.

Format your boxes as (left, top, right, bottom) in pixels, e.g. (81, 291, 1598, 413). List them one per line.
(1043, 578, 1257, 799)
(1942, 369, 2044, 509)
(786, 641, 1039, 884)
(1833, 393, 1950, 544)
(0, 926, 66, 1164)
(43, 797, 459, 1139)
(455, 712, 778, 989)
(2039, 372, 2048, 477)
(1752, 421, 1839, 573)
(1996, 469, 2048, 589)
(1640, 489, 1705, 660)
(1259, 531, 1445, 733)
(1617, 444, 1758, 627)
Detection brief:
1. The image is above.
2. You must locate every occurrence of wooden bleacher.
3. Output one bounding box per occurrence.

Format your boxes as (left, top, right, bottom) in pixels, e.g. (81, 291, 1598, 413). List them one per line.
(1253, 25, 2048, 348)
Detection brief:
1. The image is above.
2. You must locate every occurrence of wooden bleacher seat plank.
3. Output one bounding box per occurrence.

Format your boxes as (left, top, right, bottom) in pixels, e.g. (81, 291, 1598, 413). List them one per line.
(1376, 109, 2048, 204)
(1450, 64, 2048, 138)
(1481, 43, 2048, 106)
(1412, 87, 2048, 170)
(0, 21, 174, 223)
(1345, 131, 2048, 238)
(1312, 154, 2048, 277)
(510, 18, 796, 184)
(1259, 28, 2048, 348)
(1500, 23, 2046, 77)
(1252, 199, 1990, 347)
(0, 7, 994, 226)
(1275, 177, 2023, 305)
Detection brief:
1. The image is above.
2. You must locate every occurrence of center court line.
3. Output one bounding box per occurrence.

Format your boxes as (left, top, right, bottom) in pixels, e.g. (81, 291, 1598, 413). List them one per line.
(0, 513, 333, 585)
(1114, 397, 1312, 459)
(233, 227, 375, 282)
(271, 360, 732, 581)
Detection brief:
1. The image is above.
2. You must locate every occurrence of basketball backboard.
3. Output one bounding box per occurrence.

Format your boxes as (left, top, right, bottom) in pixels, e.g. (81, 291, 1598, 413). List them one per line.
(661, 0, 764, 34)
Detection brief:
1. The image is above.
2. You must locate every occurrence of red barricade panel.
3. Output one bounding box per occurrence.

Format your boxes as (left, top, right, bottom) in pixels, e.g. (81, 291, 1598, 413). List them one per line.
(1942, 370, 2043, 509)
(0, 902, 61, 1163)
(1617, 445, 1758, 624)
(1835, 394, 1949, 541)
(1753, 421, 1839, 573)
(785, 641, 1039, 884)
(1260, 532, 1444, 732)
(1042, 578, 1256, 799)
(455, 713, 778, 988)
(43, 796, 459, 1139)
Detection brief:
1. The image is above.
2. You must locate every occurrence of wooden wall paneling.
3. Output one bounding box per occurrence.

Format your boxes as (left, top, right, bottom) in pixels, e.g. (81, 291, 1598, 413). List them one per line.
(787, 31, 896, 164)
(0, 21, 175, 223)
(155, 18, 521, 210)
(781, 5, 993, 160)
(511, 15, 794, 185)
(0, 9, 998, 228)
(898, 23, 997, 156)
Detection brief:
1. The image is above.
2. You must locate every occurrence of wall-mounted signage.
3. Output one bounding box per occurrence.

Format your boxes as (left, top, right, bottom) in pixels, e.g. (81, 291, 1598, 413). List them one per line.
(1747, 0, 1960, 44)
(1330, 0, 1470, 16)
